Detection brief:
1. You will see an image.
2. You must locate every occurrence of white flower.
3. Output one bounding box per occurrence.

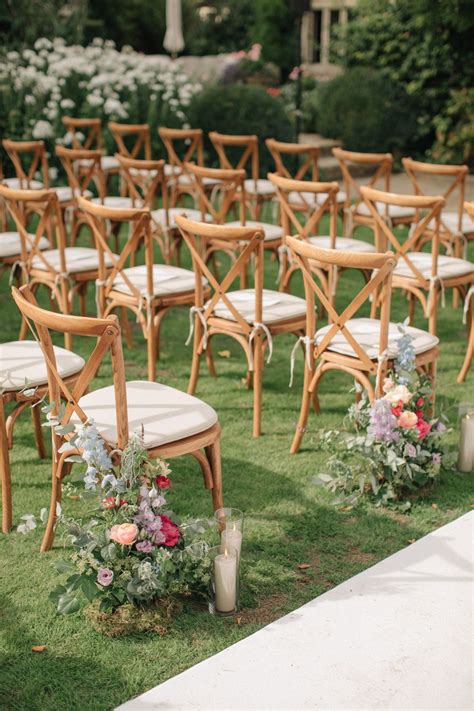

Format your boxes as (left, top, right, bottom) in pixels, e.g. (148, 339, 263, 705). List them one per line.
(25, 94, 35, 105)
(32, 120, 53, 138)
(60, 98, 75, 109)
(384, 384, 412, 406)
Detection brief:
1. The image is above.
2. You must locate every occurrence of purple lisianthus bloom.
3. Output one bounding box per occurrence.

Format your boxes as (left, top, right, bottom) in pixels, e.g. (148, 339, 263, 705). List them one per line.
(136, 539, 153, 553)
(432, 453, 442, 466)
(405, 443, 417, 458)
(368, 398, 399, 443)
(97, 568, 114, 587)
(436, 421, 446, 433)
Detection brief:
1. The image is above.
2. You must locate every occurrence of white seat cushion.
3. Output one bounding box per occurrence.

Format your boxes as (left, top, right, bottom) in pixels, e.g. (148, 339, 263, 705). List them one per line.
(2, 178, 44, 190)
(209, 288, 306, 325)
(308, 235, 375, 253)
(0, 340, 84, 392)
(52, 186, 93, 202)
(393, 252, 474, 280)
(129, 167, 158, 178)
(315, 318, 438, 360)
(287, 189, 346, 206)
(226, 220, 283, 242)
(91, 196, 138, 209)
(74, 380, 218, 449)
(164, 164, 182, 177)
(0, 232, 50, 258)
(429, 210, 474, 235)
(112, 264, 204, 297)
(244, 179, 276, 196)
(356, 202, 416, 219)
(31, 246, 116, 274)
(151, 207, 213, 228)
(178, 174, 221, 187)
(79, 156, 120, 171)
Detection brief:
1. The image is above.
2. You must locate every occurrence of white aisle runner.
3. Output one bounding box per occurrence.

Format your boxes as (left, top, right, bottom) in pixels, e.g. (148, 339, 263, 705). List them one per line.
(118, 511, 473, 711)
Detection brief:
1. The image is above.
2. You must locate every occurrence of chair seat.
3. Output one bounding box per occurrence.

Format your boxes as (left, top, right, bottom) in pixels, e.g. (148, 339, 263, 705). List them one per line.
(112, 264, 203, 297)
(164, 164, 182, 177)
(287, 190, 346, 205)
(308, 235, 375, 253)
(74, 380, 218, 449)
(226, 220, 283, 242)
(90, 196, 138, 209)
(78, 155, 120, 171)
(315, 318, 439, 360)
(356, 202, 416, 219)
(2, 178, 44, 190)
(244, 179, 276, 196)
(393, 253, 474, 280)
(0, 232, 50, 258)
(129, 167, 158, 178)
(31, 247, 116, 274)
(52, 186, 93, 202)
(209, 288, 307, 325)
(151, 207, 213, 229)
(0, 340, 84, 392)
(429, 210, 474, 235)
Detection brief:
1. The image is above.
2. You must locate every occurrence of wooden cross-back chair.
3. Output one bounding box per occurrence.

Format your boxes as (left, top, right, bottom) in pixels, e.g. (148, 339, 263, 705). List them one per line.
(0, 185, 110, 347)
(266, 138, 346, 219)
(209, 131, 275, 220)
(286, 237, 439, 454)
(62, 116, 120, 182)
(185, 162, 283, 286)
(79, 196, 205, 381)
(402, 157, 472, 254)
(158, 127, 220, 208)
(11, 284, 222, 552)
(361, 186, 474, 335)
(457, 200, 474, 384)
(176, 214, 307, 437)
(268, 172, 375, 298)
(333, 147, 416, 237)
(109, 121, 151, 160)
(0, 339, 84, 534)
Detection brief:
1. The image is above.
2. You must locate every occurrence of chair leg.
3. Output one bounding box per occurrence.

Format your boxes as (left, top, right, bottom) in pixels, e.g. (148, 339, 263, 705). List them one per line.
(188, 317, 202, 395)
(40, 455, 63, 553)
(408, 293, 415, 325)
(291, 363, 314, 454)
(208, 435, 223, 511)
(121, 307, 134, 348)
(147, 314, 157, 382)
(205, 336, 217, 377)
(252, 333, 264, 438)
(457, 318, 473, 384)
(78, 283, 87, 317)
(0, 397, 12, 533)
(31, 405, 46, 459)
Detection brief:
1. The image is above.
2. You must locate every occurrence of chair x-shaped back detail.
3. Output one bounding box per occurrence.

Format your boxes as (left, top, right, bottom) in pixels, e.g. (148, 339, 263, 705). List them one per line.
(2, 139, 49, 189)
(62, 116, 104, 151)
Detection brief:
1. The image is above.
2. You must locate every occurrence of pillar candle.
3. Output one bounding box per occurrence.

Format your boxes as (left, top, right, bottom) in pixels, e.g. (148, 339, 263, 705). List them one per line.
(221, 526, 242, 563)
(458, 414, 474, 473)
(214, 551, 237, 613)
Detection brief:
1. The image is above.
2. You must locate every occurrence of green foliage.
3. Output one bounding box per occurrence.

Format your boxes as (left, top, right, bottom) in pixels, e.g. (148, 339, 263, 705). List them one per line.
(84, 0, 167, 53)
(188, 83, 293, 175)
(0, 0, 89, 48)
(250, 0, 299, 78)
(183, 0, 254, 56)
(430, 88, 474, 166)
(317, 67, 417, 154)
(334, 0, 474, 156)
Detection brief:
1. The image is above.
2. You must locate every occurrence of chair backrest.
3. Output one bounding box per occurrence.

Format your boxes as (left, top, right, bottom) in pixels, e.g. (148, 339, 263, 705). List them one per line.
(55, 145, 105, 198)
(2, 139, 49, 188)
(361, 186, 445, 282)
(12, 284, 129, 449)
(286, 234, 396, 374)
(333, 147, 393, 209)
(183, 163, 246, 223)
(158, 127, 204, 171)
(62, 116, 103, 150)
(209, 132, 259, 183)
(0, 184, 67, 274)
(268, 172, 339, 242)
(109, 122, 151, 160)
(266, 138, 319, 182)
(78, 197, 155, 319)
(176, 215, 265, 332)
(115, 154, 166, 208)
(464, 201, 474, 222)
(403, 157, 468, 233)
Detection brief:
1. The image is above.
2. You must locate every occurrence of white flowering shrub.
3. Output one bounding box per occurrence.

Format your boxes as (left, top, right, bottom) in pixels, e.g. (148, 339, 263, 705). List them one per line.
(0, 37, 202, 163)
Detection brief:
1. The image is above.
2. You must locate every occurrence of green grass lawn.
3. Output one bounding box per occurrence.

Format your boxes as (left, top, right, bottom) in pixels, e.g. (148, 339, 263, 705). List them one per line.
(0, 212, 472, 711)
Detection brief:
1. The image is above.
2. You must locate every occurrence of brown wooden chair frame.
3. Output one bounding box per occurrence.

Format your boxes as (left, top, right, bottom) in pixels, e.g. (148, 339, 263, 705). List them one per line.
(158, 127, 209, 207)
(457, 200, 474, 383)
(11, 284, 223, 552)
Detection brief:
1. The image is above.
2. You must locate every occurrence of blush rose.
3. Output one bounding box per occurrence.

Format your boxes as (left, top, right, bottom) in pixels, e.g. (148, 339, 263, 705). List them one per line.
(110, 522, 138, 546)
(398, 411, 418, 429)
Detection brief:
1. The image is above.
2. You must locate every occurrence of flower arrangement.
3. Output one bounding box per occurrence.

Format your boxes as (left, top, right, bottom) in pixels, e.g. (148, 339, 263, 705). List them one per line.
(313, 325, 452, 508)
(36, 423, 216, 627)
(0, 37, 201, 169)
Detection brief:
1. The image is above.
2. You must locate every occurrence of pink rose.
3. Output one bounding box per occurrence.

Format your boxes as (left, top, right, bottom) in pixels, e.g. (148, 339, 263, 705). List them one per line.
(155, 475, 171, 490)
(160, 515, 180, 547)
(110, 523, 138, 546)
(416, 419, 432, 440)
(398, 411, 418, 429)
(247, 43, 262, 61)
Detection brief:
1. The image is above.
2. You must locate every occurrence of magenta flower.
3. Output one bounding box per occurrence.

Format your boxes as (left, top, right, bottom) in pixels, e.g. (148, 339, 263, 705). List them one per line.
(97, 568, 114, 587)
